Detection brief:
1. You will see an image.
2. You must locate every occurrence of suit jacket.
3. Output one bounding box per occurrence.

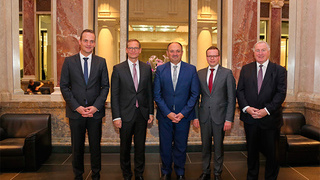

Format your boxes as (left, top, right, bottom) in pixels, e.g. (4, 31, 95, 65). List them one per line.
(154, 61, 200, 122)
(196, 66, 236, 125)
(60, 53, 109, 119)
(111, 60, 154, 122)
(236, 61, 287, 129)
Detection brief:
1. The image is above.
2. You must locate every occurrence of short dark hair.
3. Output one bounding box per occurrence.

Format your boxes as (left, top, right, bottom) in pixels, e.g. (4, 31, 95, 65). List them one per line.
(80, 29, 95, 40)
(29, 79, 34, 84)
(206, 46, 220, 56)
(167, 42, 183, 51)
(127, 39, 141, 48)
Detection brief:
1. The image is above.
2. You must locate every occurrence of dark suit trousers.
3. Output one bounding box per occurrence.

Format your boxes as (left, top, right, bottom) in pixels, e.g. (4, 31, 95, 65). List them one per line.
(120, 108, 147, 178)
(159, 119, 190, 176)
(244, 122, 280, 180)
(200, 119, 225, 175)
(69, 118, 102, 180)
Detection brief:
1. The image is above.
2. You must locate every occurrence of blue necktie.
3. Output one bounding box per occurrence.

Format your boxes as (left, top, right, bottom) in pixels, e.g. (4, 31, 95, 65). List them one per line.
(83, 57, 88, 84)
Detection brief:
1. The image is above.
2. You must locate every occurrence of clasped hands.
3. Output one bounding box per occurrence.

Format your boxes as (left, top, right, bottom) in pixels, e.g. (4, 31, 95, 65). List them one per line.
(76, 106, 98, 117)
(113, 115, 154, 129)
(246, 107, 268, 119)
(167, 112, 184, 123)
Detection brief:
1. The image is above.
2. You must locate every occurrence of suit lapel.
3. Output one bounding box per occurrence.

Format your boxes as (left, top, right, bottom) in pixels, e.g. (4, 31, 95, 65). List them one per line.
(251, 63, 259, 94)
(74, 54, 86, 85)
(137, 61, 145, 92)
(211, 66, 221, 94)
(199, 68, 210, 95)
(259, 61, 275, 94)
(87, 55, 97, 86)
(175, 62, 185, 91)
(124, 60, 136, 91)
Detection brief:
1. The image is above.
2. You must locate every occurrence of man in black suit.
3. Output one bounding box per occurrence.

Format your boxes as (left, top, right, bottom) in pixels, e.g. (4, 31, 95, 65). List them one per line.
(237, 41, 287, 180)
(193, 46, 236, 180)
(111, 39, 154, 180)
(60, 29, 109, 180)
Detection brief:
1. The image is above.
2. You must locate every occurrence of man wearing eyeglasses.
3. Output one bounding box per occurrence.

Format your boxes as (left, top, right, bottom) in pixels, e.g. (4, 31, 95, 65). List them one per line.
(111, 39, 154, 180)
(193, 46, 236, 180)
(237, 41, 287, 180)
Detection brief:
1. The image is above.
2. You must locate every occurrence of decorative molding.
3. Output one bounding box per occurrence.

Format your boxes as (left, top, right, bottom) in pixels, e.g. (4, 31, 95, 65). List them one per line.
(271, 0, 284, 8)
(168, 0, 178, 14)
(98, 0, 111, 17)
(200, 0, 212, 18)
(134, 0, 144, 14)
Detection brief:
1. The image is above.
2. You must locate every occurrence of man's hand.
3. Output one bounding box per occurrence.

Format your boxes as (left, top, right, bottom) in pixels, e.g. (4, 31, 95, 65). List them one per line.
(35, 86, 40, 91)
(246, 106, 260, 119)
(113, 119, 122, 129)
(193, 119, 200, 128)
(223, 121, 232, 131)
(174, 113, 184, 123)
(167, 112, 177, 122)
(86, 106, 98, 117)
(256, 109, 268, 119)
(76, 106, 91, 117)
(148, 115, 154, 124)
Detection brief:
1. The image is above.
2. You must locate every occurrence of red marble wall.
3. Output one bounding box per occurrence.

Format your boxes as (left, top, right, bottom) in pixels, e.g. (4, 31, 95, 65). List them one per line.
(56, 0, 83, 86)
(23, 0, 36, 76)
(270, 8, 282, 65)
(232, 0, 258, 82)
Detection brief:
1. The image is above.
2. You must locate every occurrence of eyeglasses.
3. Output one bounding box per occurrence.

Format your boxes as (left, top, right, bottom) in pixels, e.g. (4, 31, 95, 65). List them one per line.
(127, 47, 140, 51)
(206, 55, 219, 58)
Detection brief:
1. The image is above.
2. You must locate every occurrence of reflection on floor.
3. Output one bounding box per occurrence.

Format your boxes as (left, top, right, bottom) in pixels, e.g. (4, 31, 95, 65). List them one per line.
(0, 151, 319, 180)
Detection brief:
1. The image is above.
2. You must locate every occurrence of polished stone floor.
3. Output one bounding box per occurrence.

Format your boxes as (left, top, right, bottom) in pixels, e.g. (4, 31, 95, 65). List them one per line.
(0, 151, 319, 180)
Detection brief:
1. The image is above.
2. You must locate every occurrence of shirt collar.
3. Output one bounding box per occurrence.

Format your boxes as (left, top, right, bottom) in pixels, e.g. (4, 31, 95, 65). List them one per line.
(170, 61, 181, 68)
(208, 64, 219, 71)
(79, 52, 92, 60)
(257, 59, 269, 67)
(128, 59, 139, 66)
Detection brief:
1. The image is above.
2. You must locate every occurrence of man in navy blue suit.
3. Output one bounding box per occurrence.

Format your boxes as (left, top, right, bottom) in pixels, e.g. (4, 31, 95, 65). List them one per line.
(154, 42, 200, 180)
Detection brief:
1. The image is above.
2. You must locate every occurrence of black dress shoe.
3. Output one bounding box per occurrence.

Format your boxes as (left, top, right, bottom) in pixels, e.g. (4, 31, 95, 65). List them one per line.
(177, 175, 185, 180)
(197, 173, 210, 180)
(135, 176, 144, 180)
(160, 174, 171, 180)
(214, 174, 222, 180)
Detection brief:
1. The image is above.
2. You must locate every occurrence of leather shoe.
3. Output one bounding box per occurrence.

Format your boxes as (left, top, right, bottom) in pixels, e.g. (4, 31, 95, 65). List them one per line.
(176, 175, 185, 180)
(214, 174, 222, 180)
(197, 173, 210, 180)
(160, 174, 171, 180)
(135, 176, 144, 180)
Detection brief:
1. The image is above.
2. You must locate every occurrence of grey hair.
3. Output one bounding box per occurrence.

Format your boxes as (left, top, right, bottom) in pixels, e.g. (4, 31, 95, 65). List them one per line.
(252, 41, 270, 51)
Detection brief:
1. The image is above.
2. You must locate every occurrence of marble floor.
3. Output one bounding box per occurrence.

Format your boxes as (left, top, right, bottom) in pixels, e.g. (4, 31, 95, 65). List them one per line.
(0, 151, 319, 180)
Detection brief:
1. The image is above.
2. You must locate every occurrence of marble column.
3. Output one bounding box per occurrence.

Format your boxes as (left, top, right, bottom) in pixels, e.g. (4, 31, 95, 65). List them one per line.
(23, 0, 36, 79)
(232, 0, 258, 81)
(56, 0, 83, 86)
(270, 0, 284, 65)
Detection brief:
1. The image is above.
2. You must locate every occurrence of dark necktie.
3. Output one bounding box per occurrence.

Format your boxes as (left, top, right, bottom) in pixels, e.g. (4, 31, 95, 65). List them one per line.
(208, 68, 215, 93)
(83, 57, 89, 84)
(133, 63, 139, 107)
(257, 64, 263, 94)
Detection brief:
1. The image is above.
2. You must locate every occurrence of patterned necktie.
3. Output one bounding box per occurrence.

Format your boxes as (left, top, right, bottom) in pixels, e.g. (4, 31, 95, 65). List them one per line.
(257, 64, 263, 94)
(83, 57, 89, 84)
(173, 65, 178, 91)
(208, 68, 215, 93)
(133, 63, 139, 107)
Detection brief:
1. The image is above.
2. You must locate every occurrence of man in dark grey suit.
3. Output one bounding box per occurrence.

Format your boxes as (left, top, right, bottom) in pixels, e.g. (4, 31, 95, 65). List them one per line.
(111, 39, 154, 180)
(237, 41, 287, 180)
(193, 46, 236, 180)
(60, 29, 109, 180)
